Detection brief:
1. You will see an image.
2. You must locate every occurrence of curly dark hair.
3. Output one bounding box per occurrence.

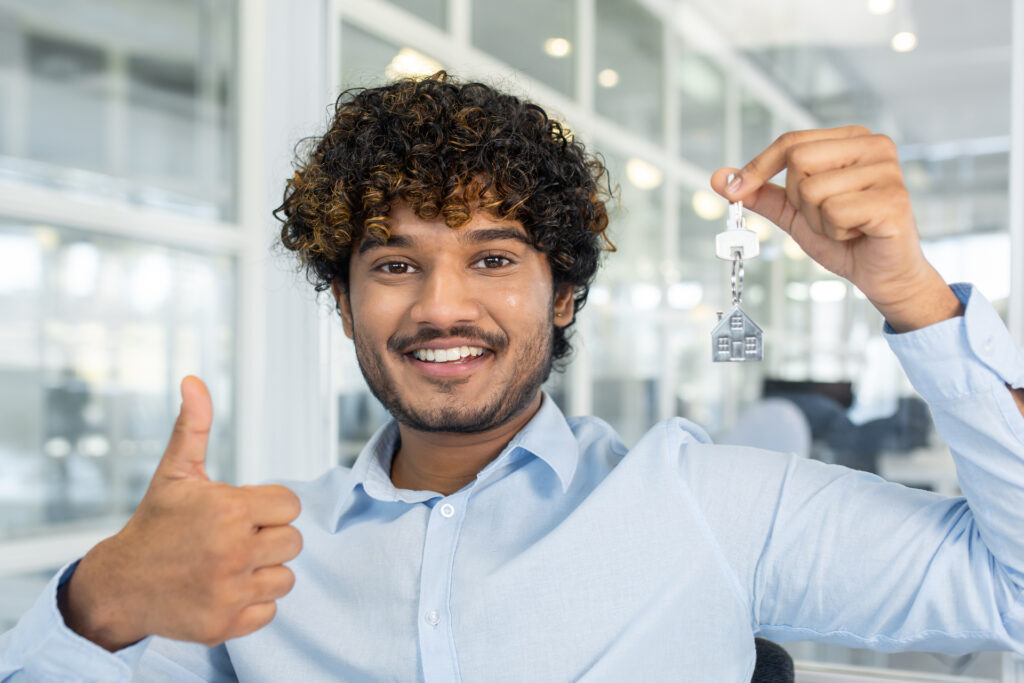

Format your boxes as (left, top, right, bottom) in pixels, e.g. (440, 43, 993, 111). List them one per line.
(275, 71, 614, 365)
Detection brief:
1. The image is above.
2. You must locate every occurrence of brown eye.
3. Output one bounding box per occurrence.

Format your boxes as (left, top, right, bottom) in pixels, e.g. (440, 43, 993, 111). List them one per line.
(379, 261, 416, 274)
(475, 256, 511, 269)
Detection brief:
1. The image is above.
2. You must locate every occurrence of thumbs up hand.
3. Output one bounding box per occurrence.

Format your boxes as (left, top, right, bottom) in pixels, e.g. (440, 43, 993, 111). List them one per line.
(58, 376, 303, 651)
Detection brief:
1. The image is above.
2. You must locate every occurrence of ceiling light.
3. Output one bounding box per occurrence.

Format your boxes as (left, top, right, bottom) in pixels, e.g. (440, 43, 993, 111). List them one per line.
(810, 280, 847, 302)
(691, 189, 725, 220)
(597, 68, 620, 88)
(867, 0, 894, 14)
(891, 31, 917, 52)
(626, 158, 663, 190)
(543, 38, 571, 58)
(385, 48, 443, 80)
(746, 214, 774, 241)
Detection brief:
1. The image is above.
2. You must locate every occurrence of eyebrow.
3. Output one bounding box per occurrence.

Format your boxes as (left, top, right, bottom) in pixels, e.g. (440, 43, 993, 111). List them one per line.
(357, 226, 533, 255)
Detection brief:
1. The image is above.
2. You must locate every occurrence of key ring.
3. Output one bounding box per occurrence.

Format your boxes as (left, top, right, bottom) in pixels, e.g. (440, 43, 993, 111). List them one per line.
(731, 251, 744, 305)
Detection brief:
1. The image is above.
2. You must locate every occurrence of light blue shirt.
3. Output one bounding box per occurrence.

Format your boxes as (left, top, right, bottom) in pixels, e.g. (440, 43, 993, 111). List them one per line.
(3, 284, 1024, 682)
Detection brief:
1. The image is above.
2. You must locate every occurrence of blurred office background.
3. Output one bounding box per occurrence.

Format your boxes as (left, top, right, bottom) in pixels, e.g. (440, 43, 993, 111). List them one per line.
(0, 0, 1022, 679)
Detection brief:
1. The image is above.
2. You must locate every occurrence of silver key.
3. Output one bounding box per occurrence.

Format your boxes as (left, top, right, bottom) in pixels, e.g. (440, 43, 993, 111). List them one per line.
(712, 197, 764, 363)
(715, 200, 759, 260)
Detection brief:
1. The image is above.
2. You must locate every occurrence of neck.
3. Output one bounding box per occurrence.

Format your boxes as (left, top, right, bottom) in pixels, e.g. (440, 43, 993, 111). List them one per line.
(390, 392, 543, 495)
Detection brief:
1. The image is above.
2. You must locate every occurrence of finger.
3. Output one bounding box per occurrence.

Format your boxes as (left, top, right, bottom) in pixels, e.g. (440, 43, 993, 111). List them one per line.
(157, 376, 213, 480)
(247, 565, 296, 604)
(250, 525, 303, 568)
(784, 137, 898, 218)
(711, 126, 873, 201)
(228, 601, 278, 639)
(243, 484, 302, 527)
(793, 161, 905, 237)
(819, 186, 910, 241)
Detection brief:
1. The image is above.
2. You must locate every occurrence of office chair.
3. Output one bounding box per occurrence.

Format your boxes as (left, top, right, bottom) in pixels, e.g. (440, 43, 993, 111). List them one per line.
(751, 638, 795, 683)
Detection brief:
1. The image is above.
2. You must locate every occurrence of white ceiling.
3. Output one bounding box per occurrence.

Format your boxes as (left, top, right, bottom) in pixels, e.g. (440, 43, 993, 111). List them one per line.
(687, 0, 1014, 146)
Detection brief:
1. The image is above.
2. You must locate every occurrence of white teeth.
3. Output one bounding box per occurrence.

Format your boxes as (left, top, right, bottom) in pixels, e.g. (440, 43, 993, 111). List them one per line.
(412, 346, 485, 363)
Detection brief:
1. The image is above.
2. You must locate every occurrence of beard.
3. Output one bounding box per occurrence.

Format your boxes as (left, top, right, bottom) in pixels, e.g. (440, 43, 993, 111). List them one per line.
(351, 312, 555, 434)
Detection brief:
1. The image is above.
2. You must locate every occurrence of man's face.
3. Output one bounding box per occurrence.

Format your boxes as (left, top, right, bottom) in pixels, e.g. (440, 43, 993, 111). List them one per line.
(334, 203, 574, 434)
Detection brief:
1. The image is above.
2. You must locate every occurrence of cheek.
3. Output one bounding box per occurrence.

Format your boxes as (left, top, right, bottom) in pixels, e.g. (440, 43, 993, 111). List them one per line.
(350, 285, 407, 337)
(488, 277, 552, 323)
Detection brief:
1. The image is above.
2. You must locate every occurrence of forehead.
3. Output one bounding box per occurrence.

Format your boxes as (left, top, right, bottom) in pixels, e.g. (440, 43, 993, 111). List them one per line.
(357, 202, 532, 254)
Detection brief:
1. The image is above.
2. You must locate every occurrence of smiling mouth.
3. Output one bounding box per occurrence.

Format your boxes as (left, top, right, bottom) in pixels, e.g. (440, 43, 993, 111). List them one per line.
(409, 346, 487, 363)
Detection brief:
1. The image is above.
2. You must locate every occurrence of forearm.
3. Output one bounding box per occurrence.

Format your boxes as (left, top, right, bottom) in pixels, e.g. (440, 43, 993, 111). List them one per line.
(886, 283, 1024, 575)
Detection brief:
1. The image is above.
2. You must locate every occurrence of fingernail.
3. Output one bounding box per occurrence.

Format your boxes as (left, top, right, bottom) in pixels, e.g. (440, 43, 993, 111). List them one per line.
(726, 173, 742, 194)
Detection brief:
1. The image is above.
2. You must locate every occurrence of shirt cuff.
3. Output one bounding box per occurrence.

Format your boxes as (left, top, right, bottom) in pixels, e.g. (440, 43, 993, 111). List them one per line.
(7, 559, 151, 681)
(884, 283, 1024, 401)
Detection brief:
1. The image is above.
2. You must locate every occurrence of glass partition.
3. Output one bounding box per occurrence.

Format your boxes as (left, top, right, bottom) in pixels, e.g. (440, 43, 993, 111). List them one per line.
(678, 49, 727, 171)
(0, 0, 238, 221)
(472, 0, 574, 96)
(0, 221, 236, 540)
(594, 0, 663, 143)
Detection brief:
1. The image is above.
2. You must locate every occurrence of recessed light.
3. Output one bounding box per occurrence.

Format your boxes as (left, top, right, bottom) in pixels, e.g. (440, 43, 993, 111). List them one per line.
(626, 158, 663, 190)
(891, 31, 917, 52)
(691, 189, 725, 220)
(543, 38, 571, 58)
(597, 68, 620, 88)
(867, 0, 894, 15)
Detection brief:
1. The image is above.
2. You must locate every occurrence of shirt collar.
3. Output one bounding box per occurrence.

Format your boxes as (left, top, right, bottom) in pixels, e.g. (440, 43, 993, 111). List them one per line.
(331, 392, 580, 526)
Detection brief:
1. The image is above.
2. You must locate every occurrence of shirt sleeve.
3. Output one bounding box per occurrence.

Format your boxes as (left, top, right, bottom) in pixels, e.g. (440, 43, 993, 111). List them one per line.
(0, 560, 150, 681)
(682, 284, 1024, 654)
(0, 560, 237, 682)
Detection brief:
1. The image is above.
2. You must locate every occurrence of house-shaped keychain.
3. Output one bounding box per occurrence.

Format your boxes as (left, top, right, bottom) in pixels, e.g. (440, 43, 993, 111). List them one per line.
(711, 304, 763, 362)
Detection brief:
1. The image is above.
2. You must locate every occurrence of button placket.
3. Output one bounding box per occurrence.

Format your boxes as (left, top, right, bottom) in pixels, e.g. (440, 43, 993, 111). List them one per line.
(416, 494, 468, 681)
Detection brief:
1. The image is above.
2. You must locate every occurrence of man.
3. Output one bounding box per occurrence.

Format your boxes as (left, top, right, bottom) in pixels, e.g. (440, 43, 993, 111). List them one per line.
(3, 72, 1024, 681)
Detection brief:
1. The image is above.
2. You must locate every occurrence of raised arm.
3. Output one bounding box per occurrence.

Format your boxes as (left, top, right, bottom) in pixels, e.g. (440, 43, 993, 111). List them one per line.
(697, 129, 1024, 651)
(712, 127, 1023, 414)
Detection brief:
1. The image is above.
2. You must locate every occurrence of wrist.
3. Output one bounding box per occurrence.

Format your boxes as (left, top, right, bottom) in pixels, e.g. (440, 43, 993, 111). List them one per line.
(59, 538, 145, 652)
(869, 267, 963, 333)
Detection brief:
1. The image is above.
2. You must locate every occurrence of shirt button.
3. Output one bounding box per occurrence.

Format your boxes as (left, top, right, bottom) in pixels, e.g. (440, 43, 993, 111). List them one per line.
(439, 503, 455, 518)
(425, 610, 440, 626)
(983, 336, 994, 354)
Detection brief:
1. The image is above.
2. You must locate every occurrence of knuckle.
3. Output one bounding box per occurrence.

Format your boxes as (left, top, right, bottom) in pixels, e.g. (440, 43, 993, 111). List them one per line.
(873, 133, 897, 155)
(846, 124, 873, 137)
(796, 177, 820, 205)
(820, 195, 841, 222)
(777, 131, 800, 148)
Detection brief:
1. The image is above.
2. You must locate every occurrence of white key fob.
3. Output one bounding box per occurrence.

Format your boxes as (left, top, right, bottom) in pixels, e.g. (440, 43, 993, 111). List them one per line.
(715, 202, 759, 260)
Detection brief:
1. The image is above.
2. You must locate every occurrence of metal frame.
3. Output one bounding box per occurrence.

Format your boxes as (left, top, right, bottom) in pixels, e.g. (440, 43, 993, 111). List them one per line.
(1011, 0, 1024, 345)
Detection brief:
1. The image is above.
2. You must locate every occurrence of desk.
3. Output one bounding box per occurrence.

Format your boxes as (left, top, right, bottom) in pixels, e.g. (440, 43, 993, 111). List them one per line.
(877, 447, 960, 497)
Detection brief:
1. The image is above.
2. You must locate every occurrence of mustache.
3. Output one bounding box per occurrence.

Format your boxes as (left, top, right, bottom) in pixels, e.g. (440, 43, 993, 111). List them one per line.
(388, 325, 508, 354)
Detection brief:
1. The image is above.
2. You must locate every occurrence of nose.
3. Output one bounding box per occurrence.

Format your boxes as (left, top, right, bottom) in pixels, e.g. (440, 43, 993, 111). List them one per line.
(409, 264, 482, 328)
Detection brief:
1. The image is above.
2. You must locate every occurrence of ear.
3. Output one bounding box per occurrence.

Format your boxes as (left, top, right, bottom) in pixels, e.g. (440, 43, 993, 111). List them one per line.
(331, 279, 355, 339)
(553, 284, 575, 328)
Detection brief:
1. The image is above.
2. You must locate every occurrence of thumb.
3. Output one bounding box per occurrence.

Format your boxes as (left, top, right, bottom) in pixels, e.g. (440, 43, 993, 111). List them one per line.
(157, 375, 213, 480)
